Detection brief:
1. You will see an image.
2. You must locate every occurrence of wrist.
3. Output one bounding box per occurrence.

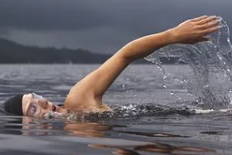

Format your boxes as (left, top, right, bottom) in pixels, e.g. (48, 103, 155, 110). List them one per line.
(165, 28, 179, 44)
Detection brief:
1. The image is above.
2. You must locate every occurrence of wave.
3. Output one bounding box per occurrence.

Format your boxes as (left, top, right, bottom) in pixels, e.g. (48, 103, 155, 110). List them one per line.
(60, 103, 194, 121)
(145, 17, 232, 110)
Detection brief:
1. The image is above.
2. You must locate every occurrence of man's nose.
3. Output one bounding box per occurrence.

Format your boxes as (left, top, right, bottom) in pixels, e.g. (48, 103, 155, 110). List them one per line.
(39, 100, 49, 109)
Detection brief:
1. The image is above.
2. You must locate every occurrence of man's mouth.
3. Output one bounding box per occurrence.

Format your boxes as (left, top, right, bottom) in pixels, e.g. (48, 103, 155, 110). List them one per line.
(52, 105, 56, 112)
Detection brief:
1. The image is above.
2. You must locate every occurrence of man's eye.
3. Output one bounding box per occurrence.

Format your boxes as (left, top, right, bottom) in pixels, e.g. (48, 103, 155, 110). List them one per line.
(30, 104, 37, 115)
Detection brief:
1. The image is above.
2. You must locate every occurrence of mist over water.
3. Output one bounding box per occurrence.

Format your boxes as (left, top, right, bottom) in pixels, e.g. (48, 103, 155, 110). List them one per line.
(145, 18, 232, 110)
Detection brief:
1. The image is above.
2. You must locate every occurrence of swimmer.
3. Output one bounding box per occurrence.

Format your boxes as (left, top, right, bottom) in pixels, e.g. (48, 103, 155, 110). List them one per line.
(3, 15, 221, 118)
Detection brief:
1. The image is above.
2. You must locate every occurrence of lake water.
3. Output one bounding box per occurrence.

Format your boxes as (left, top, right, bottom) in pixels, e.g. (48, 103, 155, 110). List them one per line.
(0, 64, 232, 155)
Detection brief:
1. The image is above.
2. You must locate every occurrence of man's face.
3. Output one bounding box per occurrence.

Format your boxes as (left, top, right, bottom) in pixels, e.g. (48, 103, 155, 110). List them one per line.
(22, 93, 63, 118)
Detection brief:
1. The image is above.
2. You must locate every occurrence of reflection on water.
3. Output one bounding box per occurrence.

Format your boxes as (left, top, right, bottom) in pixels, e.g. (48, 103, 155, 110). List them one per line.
(200, 131, 222, 135)
(1, 116, 112, 137)
(0, 115, 218, 155)
(115, 130, 189, 138)
(90, 143, 214, 155)
(64, 122, 113, 137)
(1, 116, 192, 138)
(1, 64, 232, 154)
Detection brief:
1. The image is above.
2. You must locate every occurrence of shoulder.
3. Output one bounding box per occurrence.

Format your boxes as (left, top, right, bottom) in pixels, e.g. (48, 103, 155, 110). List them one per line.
(64, 94, 111, 113)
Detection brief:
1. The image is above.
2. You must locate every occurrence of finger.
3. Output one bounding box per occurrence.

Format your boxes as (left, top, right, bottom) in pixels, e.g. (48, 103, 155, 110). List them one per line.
(198, 19, 220, 30)
(191, 15, 208, 22)
(202, 26, 220, 35)
(197, 16, 218, 25)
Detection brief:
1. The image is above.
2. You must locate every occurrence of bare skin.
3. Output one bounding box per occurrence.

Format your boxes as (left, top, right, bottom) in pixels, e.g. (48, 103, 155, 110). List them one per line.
(22, 15, 221, 118)
(22, 93, 67, 117)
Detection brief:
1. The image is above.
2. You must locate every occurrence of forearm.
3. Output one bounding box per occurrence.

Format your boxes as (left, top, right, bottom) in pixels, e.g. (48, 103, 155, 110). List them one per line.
(118, 15, 220, 62)
(65, 16, 219, 108)
(89, 31, 175, 96)
(118, 30, 175, 62)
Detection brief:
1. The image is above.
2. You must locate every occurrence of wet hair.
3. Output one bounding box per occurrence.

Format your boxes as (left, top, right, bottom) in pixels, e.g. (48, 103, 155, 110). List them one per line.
(3, 94, 24, 116)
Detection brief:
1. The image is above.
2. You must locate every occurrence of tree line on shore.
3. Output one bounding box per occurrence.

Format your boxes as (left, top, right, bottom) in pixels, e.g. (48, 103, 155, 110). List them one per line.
(0, 38, 180, 64)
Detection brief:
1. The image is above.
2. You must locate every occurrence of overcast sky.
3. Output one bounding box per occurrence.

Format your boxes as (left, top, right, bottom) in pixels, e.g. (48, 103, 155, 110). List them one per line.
(0, 0, 231, 54)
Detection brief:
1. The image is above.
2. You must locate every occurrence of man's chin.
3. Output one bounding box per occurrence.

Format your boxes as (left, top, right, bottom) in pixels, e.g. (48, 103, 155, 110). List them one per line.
(44, 111, 65, 119)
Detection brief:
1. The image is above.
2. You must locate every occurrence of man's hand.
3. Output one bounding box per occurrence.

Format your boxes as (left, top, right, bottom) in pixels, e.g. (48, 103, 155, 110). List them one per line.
(169, 15, 221, 44)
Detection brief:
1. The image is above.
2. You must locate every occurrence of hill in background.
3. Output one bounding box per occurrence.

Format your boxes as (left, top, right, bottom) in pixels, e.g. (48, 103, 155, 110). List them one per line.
(0, 38, 113, 64)
(0, 38, 180, 64)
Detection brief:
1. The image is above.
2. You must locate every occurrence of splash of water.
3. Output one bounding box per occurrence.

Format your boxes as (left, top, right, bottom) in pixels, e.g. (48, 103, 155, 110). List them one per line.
(145, 17, 232, 109)
(43, 18, 232, 121)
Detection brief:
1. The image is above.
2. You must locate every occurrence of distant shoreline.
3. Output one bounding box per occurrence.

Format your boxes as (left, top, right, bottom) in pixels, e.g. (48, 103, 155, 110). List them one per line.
(0, 38, 183, 64)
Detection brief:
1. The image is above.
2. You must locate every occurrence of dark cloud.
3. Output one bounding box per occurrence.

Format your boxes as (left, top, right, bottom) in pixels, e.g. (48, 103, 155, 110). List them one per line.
(0, 27, 9, 36)
(0, 0, 231, 53)
(0, 0, 111, 31)
(1, 0, 231, 31)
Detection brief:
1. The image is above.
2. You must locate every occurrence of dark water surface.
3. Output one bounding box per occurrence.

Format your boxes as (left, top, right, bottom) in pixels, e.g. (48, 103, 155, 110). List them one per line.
(0, 64, 232, 155)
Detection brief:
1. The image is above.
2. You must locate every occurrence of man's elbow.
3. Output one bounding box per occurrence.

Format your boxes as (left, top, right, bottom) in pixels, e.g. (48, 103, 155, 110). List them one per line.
(117, 42, 138, 63)
(115, 52, 132, 66)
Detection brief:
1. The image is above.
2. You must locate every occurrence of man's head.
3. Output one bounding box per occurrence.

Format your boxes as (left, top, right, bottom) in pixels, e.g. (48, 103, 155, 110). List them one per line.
(3, 94, 24, 116)
(3, 93, 65, 118)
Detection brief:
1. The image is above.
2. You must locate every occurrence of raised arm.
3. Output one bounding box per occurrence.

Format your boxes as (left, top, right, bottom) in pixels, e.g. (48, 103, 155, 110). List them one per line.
(64, 16, 220, 112)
